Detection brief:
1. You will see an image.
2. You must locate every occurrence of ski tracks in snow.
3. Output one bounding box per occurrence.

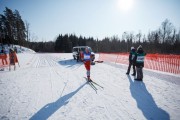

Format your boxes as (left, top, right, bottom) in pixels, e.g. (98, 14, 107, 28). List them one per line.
(92, 63, 138, 120)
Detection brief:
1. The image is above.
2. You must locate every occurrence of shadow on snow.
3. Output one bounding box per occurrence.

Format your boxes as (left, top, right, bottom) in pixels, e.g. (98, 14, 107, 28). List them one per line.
(58, 59, 83, 68)
(127, 75, 170, 120)
(30, 82, 87, 120)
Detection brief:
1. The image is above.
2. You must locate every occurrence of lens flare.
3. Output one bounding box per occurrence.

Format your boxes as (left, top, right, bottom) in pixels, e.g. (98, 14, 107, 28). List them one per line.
(118, 0, 134, 11)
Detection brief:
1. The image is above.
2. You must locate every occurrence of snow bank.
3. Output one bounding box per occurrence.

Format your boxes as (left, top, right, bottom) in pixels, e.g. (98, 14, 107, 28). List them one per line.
(0, 44, 35, 54)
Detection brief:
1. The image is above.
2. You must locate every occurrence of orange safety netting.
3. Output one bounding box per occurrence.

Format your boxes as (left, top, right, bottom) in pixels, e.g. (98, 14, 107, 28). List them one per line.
(98, 53, 180, 74)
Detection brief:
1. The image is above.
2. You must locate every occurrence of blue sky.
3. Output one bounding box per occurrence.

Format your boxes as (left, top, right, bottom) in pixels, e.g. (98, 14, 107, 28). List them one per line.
(0, 0, 180, 41)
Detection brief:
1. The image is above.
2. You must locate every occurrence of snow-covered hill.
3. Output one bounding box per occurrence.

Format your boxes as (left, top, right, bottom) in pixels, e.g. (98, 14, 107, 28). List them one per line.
(14, 45, 35, 53)
(0, 53, 180, 120)
(0, 45, 35, 54)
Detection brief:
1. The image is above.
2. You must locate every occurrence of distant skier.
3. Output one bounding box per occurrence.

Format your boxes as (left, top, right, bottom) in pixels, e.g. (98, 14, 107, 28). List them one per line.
(134, 45, 146, 81)
(82, 47, 92, 81)
(126, 47, 136, 76)
(1, 47, 8, 65)
(9, 48, 18, 71)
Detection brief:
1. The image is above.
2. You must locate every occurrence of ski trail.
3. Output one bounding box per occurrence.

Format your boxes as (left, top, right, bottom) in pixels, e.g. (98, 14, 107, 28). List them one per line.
(1, 53, 179, 120)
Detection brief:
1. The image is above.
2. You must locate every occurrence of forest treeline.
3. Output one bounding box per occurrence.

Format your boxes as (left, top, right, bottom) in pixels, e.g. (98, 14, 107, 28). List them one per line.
(0, 7, 29, 48)
(1, 7, 180, 54)
(30, 18, 180, 54)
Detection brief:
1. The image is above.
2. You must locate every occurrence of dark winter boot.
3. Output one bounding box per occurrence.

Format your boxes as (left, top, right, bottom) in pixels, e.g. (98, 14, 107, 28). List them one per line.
(134, 78, 142, 81)
(131, 73, 135, 76)
(87, 76, 92, 82)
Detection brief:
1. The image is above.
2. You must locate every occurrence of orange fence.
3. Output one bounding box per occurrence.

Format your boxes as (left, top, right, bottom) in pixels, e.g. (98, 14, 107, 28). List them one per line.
(98, 53, 180, 74)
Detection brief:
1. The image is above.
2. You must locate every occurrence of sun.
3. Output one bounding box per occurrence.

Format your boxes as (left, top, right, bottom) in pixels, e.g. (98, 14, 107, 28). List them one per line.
(118, 0, 134, 12)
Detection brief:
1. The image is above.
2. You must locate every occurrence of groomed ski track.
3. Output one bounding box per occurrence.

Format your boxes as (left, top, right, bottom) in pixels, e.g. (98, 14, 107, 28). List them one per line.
(0, 53, 180, 120)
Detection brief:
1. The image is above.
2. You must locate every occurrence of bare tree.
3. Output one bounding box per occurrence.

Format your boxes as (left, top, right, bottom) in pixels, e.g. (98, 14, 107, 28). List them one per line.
(136, 31, 142, 44)
(142, 34, 146, 43)
(160, 19, 174, 43)
(31, 33, 38, 42)
(122, 32, 128, 52)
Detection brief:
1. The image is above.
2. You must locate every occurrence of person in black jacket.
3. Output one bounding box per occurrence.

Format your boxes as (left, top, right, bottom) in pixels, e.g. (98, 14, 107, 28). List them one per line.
(134, 45, 146, 81)
(126, 47, 136, 76)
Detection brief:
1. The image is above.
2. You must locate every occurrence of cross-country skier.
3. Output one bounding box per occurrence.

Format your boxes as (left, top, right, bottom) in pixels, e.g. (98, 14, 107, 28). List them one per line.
(134, 45, 146, 81)
(126, 47, 136, 76)
(82, 47, 92, 82)
(9, 48, 18, 71)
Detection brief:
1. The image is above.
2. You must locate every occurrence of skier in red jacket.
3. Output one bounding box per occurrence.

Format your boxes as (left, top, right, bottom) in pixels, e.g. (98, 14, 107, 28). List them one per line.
(82, 47, 92, 81)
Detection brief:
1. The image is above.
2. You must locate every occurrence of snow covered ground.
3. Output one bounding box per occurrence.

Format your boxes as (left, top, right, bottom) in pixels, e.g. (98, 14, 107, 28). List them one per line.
(0, 52, 180, 120)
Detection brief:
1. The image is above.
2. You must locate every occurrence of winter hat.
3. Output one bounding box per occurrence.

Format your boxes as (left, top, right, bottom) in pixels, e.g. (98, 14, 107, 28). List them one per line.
(131, 47, 135, 50)
(85, 47, 90, 51)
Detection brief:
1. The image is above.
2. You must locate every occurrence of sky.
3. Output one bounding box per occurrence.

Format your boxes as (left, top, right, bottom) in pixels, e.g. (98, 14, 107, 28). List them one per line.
(0, 0, 180, 41)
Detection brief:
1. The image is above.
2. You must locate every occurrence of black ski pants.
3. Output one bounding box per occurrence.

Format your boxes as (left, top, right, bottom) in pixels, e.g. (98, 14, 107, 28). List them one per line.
(127, 62, 136, 75)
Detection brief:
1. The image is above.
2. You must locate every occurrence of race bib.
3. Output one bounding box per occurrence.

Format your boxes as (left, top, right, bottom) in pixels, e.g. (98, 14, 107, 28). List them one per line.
(131, 55, 135, 60)
(84, 54, 90, 60)
(136, 56, 144, 62)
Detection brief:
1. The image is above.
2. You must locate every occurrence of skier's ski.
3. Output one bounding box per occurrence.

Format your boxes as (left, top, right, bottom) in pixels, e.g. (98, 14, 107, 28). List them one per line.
(84, 77, 97, 93)
(88, 81, 98, 93)
(84, 77, 103, 89)
(90, 80, 104, 89)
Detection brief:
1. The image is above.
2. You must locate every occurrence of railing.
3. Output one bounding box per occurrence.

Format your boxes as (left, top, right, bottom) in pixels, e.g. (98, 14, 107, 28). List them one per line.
(98, 53, 180, 74)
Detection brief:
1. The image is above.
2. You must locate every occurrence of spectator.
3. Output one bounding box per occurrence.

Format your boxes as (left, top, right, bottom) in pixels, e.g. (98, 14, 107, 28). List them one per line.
(126, 47, 136, 76)
(134, 45, 146, 81)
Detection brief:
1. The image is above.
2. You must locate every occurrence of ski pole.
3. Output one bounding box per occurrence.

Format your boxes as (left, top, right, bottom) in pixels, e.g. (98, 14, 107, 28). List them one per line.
(18, 61, 20, 67)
